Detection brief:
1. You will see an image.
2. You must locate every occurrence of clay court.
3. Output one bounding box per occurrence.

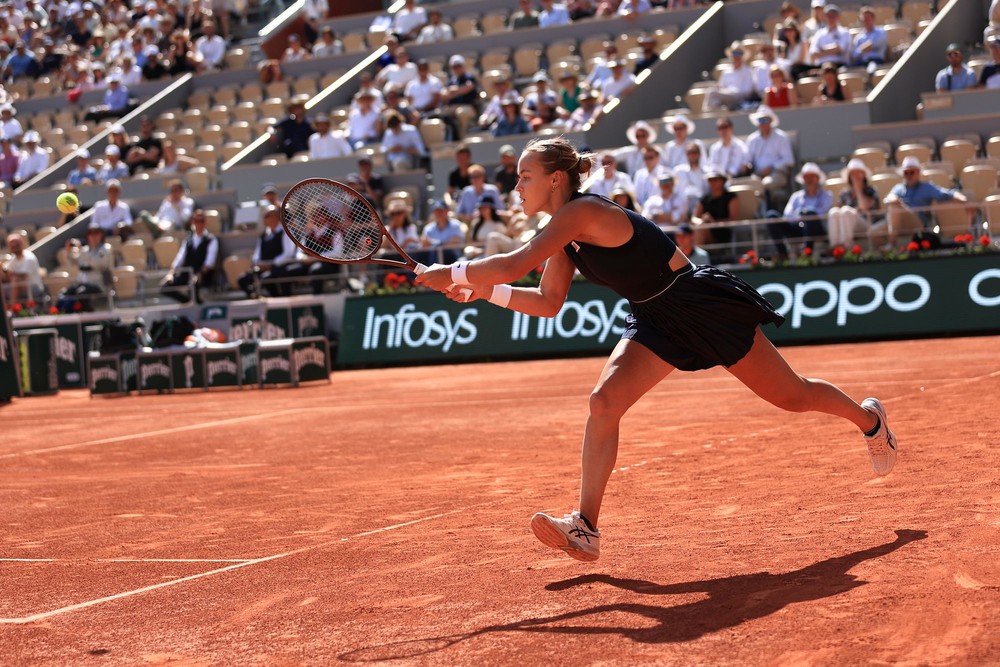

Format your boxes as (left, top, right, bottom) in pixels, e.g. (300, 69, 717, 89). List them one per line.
(2, 335, 999, 666)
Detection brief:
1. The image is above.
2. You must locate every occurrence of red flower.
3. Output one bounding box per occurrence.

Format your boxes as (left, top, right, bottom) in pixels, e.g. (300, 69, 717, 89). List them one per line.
(12, 303, 21, 313)
(49, 306, 59, 314)
(980, 235, 991, 247)
(802, 247, 812, 256)
(832, 246, 845, 258)
(384, 272, 400, 288)
(953, 235, 964, 244)
(73, 301, 84, 312)
(738, 257, 747, 264)
(746, 249, 756, 257)
(26, 300, 36, 309)
(906, 241, 919, 252)
(920, 239, 931, 250)
(851, 244, 863, 255)
(965, 233, 975, 243)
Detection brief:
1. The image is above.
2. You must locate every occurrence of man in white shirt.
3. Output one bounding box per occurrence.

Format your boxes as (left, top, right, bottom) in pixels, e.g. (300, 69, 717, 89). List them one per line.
(406, 59, 443, 118)
(631, 144, 670, 207)
(809, 4, 851, 68)
(379, 110, 427, 172)
(116, 53, 143, 86)
(147, 178, 194, 233)
(195, 21, 226, 70)
(416, 8, 454, 44)
(391, 0, 427, 42)
(641, 174, 689, 228)
(599, 60, 636, 104)
(1, 232, 44, 305)
(347, 90, 382, 149)
(312, 26, 344, 58)
(704, 43, 757, 111)
(376, 46, 418, 91)
(13, 130, 47, 187)
(586, 153, 634, 198)
(673, 143, 710, 213)
(586, 41, 619, 90)
(308, 113, 352, 160)
(538, 0, 571, 27)
(0, 103, 22, 143)
(745, 106, 795, 202)
(708, 117, 750, 178)
(91, 179, 134, 238)
(238, 206, 298, 298)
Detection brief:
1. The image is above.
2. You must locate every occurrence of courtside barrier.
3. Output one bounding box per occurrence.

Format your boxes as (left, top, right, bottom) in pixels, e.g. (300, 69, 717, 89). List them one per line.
(0, 288, 21, 401)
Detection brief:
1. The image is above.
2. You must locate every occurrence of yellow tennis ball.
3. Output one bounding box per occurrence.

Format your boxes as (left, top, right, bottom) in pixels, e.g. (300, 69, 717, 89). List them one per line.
(57, 192, 80, 214)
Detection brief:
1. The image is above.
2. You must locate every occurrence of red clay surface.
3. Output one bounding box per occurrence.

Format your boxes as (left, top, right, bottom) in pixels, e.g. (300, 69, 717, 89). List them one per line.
(2, 335, 999, 666)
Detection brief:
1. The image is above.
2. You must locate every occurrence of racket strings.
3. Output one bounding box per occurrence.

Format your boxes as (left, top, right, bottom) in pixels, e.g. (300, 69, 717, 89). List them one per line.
(282, 181, 383, 261)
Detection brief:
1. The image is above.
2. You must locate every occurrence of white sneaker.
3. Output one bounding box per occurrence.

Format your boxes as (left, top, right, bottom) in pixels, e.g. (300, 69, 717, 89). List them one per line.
(862, 397, 897, 476)
(530, 511, 600, 562)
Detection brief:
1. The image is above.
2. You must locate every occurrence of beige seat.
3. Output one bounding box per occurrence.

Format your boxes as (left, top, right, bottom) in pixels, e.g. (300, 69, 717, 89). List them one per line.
(580, 35, 611, 62)
(212, 86, 240, 108)
(205, 106, 232, 125)
(43, 270, 73, 300)
(729, 184, 763, 220)
(198, 124, 225, 147)
(203, 209, 224, 236)
(480, 11, 507, 34)
(922, 169, 953, 189)
(852, 146, 889, 172)
(152, 236, 180, 269)
(187, 90, 212, 109)
(480, 47, 511, 73)
(111, 266, 140, 301)
(895, 143, 932, 166)
(292, 77, 319, 96)
(901, 1, 932, 24)
(839, 72, 867, 99)
(418, 118, 448, 148)
(266, 81, 291, 99)
(341, 31, 367, 54)
(960, 164, 999, 202)
(223, 255, 251, 289)
(513, 44, 542, 80)
(932, 201, 971, 238)
(984, 194, 1000, 230)
(225, 121, 253, 145)
(546, 40, 577, 65)
(224, 47, 251, 69)
(940, 140, 978, 171)
(453, 15, 480, 39)
(185, 167, 214, 194)
(871, 173, 902, 201)
(796, 76, 822, 104)
(118, 239, 148, 270)
(239, 82, 264, 101)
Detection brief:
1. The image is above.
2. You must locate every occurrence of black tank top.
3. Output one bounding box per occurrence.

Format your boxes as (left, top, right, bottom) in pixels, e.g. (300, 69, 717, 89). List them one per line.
(562, 192, 683, 302)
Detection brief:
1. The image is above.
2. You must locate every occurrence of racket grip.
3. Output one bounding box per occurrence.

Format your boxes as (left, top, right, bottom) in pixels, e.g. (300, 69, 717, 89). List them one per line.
(413, 263, 472, 301)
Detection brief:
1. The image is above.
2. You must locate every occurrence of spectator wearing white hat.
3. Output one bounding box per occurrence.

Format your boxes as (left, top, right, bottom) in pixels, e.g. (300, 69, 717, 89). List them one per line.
(828, 158, 877, 248)
(987, 0, 1000, 44)
(870, 156, 969, 248)
(67, 148, 97, 186)
(704, 42, 757, 112)
(0, 132, 19, 187)
(768, 162, 833, 259)
(307, 113, 352, 160)
(97, 144, 130, 183)
(802, 0, 827, 44)
(808, 4, 850, 68)
(0, 103, 22, 143)
(1, 232, 44, 306)
(621, 120, 660, 177)
(13, 130, 48, 187)
(745, 105, 795, 202)
(631, 144, 671, 207)
(662, 114, 705, 170)
(346, 89, 382, 149)
(91, 179, 134, 239)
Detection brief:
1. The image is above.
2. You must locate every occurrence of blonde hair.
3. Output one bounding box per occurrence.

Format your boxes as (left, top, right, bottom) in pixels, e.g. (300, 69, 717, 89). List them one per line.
(523, 136, 595, 192)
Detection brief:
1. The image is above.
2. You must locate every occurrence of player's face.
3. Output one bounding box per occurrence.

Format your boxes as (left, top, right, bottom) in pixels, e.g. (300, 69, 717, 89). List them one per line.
(515, 152, 553, 217)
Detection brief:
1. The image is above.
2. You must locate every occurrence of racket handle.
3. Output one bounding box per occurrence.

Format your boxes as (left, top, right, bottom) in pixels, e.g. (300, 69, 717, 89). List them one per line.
(413, 263, 472, 302)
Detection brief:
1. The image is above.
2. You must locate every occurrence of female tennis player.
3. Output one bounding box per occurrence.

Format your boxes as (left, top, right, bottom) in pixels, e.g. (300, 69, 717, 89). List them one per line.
(415, 137, 897, 563)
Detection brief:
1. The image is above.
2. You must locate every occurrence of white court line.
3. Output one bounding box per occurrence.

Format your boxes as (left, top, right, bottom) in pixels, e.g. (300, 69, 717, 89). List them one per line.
(0, 507, 473, 625)
(0, 558, 252, 563)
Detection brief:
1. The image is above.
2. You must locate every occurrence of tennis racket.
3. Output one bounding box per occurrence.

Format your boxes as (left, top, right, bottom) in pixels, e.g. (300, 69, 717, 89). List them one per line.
(280, 178, 470, 298)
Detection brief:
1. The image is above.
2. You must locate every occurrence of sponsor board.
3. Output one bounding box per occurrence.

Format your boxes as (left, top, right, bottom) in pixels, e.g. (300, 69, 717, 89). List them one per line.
(88, 354, 122, 395)
(205, 346, 241, 388)
(338, 255, 1000, 365)
(292, 337, 330, 384)
(15, 328, 59, 396)
(0, 287, 20, 399)
(137, 352, 173, 393)
(170, 351, 206, 390)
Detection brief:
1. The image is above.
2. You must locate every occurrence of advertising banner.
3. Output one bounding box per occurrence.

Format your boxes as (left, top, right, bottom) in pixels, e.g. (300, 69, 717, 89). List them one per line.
(0, 288, 21, 399)
(337, 255, 1000, 365)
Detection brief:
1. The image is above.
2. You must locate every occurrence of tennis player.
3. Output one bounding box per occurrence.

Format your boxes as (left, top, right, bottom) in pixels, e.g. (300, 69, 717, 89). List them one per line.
(415, 137, 897, 562)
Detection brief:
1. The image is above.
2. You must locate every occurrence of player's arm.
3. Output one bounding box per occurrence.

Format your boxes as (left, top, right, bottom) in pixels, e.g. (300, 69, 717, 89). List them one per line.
(448, 249, 575, 317)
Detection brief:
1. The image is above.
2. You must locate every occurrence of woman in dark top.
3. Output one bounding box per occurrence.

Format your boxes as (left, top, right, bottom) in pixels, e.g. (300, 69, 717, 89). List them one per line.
(691, 170, 739, 248)
(817, 62, 852, 103)
(416, 137, 898, 562)
(828, 158, 878, 247)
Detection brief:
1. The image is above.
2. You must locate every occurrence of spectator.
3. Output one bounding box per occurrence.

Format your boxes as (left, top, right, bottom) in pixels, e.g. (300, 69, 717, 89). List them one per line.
(416, 8, 454, 44)
(988, 0, 1000, 44)
(673, 222, 711, 265)
(239, 205, 298, 298)
(116, 53, 143, 86)
(145, 178, 194, 234)
(417, 201, 466, 264)
(465, 194, 507, 258)
(67, 149, 97, 187)
(157, 140, 200, 175)
(522, 72, 561, 131)
(257, 58, 283, 85)
(161, 209, 218, 303)
(107, 125, 131, 156)
(763, 65, 799, 108)
(282, 34, 310, 63)
(815, 61, 852, 103)
(586, 40, 620, 90)
(781, 20, 812, 80)
(751, 41, 790, 98)
(59, 223, 113, 310)
(1, 232, 44, 306)
(662, 114, 704, 170)
(312, 26, 344, 58)
(556, 70, 582, 117)
(809, 4, 850, 69)
(632, 33, 660, 76)
(97, 145, 130, 183)
(703, 42, 756, 112)
(347, 90, 383, 149)
(0, 104, 22, 144)
(3, 41, 39, 80)
(167, 29, 201, 76)
(641, 173, 689, 228)
(0, 134, 19, 187)
(194, 21, 225, 70)
(632, 144, 670, 207)
(851, 6, 887, 69)
(586, 153, 633, 198)
(90, 179, 133, 239)
(609, 187, 637, 211)
(567, 0, 597, 20)
(599, 59, 636, 104)
(491, 92, 531, 137)
(708, 117, 750, 179)
(447, 144, 473, 203)
(379, 110, 427, 172)
(538, 0, 571, 27)
(13, 130, 48, 187)
(376, 46, 417, 90)
(302, 0, 328, 43)
(272, 95, 314, 158)
(406, 59, 443, 119)
(83, 74, 131, 122)
(870, 156, 969, 248)
(357, 156, 385, 208)
(616, 0, 651, 19)
(621, 119, 659, 177)
(565, 87, 601, 130)
(455, 164, 503, 223)
(509, 0, 540, 29)
(802, 0, 826, 44)
(482, 210, 542, 257)
(936, 43, 977, 92)
(124, 115, 163, 174)
(745, 105, 795, 205)
(308, 113, 352, 160)
(493, 144, 519, 196)
(384, 198, 421, 256)
(828, 158, 876, 248)
(979, 35, 1000, 89)
(391, 0, 427, 42)
(675, 145, 713, 218)
(384, 83, 418, 123)
(475, 73, 513, 132)
(773, 1, 803, 42)
(768, 162, 833, 259)
(440, 54, 479, 110)
(692, 168, 740, 252)
(376, 34, 400, 71)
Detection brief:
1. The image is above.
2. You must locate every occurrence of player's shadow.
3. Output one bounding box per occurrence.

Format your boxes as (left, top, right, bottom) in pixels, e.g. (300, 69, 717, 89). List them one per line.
(339, 529, 926, 662)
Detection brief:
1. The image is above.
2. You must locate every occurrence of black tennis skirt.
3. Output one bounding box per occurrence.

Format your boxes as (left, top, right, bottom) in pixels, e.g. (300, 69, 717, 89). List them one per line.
(623, 265, 785, 371)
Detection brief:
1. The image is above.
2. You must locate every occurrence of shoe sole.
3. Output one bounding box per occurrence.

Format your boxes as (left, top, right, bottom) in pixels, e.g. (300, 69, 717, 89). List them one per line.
(864, 398, 897, 476)
(530, 514, 599, 562)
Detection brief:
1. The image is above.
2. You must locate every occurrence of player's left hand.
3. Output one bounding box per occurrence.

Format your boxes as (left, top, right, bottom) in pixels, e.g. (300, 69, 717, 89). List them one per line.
(445, 284, 488, 303)
(414, 263, 453, 292)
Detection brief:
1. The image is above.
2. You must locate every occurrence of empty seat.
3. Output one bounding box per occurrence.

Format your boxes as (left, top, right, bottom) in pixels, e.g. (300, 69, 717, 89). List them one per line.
(152, 236, 180, 268)
(960, 164, 999, 201)
(118, 239, 148, 270)
(932, 201, 971, 238)
(895, 143, 932, 165)
(111, 266, 140, 302)
(453, 15, 480, 39)
(480, 11, 507, 34)
(224, 47, 251, 69)
(940, 139, 978, 170)
(418, 118, 448, 147)
(185, 167, 214, 194)
(223, 255, 251, 289)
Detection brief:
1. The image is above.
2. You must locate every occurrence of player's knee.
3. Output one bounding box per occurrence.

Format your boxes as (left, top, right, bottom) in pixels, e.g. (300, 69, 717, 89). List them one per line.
(589, 387, 626, 421)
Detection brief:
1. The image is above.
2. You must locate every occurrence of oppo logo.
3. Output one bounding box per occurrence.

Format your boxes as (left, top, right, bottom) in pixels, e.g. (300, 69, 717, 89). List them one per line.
(362, 304, 477, 353)
(969, 268, 1000, 307)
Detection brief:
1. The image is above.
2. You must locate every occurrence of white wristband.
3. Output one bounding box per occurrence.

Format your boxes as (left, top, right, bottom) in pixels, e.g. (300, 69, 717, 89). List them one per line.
(451, 262, 470, 285)
(488, 284, 513, 308)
